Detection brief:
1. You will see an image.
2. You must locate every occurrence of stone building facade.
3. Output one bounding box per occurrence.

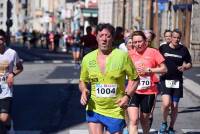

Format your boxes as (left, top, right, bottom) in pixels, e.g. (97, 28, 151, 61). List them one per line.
(190, 0, 200, 64)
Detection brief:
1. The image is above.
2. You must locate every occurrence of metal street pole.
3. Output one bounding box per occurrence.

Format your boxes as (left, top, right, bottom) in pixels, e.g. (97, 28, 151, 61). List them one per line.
(122, 0, 126, 29)
(185, 0, 192, 48)
(147, 0, 153, 29)
(6, 0, 13, 46)
(153, 0, 160, 48)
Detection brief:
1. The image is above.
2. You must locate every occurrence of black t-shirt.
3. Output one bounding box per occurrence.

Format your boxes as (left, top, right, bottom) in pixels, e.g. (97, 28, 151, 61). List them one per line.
(81, 34, 97, 49)
(159, 44, 192, 82)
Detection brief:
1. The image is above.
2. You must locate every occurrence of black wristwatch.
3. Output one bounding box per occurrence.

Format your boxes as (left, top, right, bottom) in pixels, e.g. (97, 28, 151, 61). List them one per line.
(125, 92, 131, 99)
(12, 72, 16, 76)
(147, 68, 152, 73)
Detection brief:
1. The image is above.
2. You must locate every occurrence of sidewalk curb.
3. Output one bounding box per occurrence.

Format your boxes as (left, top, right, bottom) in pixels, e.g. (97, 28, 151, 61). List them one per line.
(184, 86, 200, 99)
(183, 77, 200, 99)
(11, 44, 72, 61)
(192, 63, 200, 67)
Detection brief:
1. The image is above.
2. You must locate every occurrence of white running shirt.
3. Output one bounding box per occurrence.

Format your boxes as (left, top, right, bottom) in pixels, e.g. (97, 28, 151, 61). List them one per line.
(0, 48, 20, 99)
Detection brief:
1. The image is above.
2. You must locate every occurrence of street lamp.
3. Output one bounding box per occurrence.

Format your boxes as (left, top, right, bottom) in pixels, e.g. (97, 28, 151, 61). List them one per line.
(6, 0, 13, 46)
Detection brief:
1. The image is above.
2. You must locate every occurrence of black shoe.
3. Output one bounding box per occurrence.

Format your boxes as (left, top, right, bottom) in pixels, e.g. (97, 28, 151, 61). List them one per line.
(168, 127, 175, 134)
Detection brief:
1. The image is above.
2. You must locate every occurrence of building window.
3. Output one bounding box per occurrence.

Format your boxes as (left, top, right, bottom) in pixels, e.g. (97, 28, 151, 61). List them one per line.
(39, 0, 41, 8)
(0, 12, 3, 17)
(0, 21, 3, 25)
(0, 3, 3, 8)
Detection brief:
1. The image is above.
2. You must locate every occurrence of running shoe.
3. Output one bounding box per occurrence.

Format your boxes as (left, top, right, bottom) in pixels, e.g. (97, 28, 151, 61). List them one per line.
(123, 127, 129, 134)
(159, 122, 168, 134)
(168, 128, 175, 134)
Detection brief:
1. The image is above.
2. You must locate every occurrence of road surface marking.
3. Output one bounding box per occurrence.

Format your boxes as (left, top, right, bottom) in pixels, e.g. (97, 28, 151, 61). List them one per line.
(183, 76, 200, 98)
(196, 74, 200, 77)
(69, 130, 89, 134)
(33, 60, 45, 64)
(52, 60, 64, 64)
(46, 78, 79, 84)
(138, 128, 157, 133)
(182, 129, 200, 133)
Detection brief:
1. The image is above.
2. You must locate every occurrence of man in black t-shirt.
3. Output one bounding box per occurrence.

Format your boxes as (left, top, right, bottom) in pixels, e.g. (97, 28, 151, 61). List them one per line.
(81, 26, 98, 56)
(158, 29, 192, 134)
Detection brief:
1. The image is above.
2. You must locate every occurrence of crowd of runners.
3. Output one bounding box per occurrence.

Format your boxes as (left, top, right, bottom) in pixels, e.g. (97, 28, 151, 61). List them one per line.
(0, 22, 192, 134)
(79, 23, 192, 134)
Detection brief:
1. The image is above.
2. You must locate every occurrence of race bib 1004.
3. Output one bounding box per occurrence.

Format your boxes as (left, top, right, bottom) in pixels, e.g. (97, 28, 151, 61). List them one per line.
(137, 76, 151, 90)
(165, 80, 180, 88)
(95, 84, 117, 98)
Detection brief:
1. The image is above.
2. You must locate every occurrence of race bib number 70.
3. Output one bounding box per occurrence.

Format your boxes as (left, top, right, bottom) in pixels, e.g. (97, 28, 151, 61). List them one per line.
(137, 76, 151, 90)
(95, 84, 117, 98)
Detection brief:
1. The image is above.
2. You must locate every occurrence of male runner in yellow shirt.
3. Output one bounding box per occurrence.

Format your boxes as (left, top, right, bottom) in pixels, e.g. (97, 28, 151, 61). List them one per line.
(79, 23, 139, 134)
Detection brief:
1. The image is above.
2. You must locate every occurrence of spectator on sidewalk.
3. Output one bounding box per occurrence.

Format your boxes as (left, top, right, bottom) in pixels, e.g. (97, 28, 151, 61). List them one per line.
(71, 29, 81, 68)
(54, 32, 60, 52)
(81, 26, 98, 57)
(22, 30, 28, 48)
(48, 32, 54, 52)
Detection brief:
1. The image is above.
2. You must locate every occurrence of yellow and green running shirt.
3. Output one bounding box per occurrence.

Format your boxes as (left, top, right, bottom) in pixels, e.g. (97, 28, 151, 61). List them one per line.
(80, 48, 138, 119)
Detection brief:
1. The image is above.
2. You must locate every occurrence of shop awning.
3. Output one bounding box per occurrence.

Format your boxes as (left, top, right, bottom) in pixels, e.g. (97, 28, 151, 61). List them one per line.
(81, 8, 98, 17)
(158, 0, 169, 3)
(173, 4, 192, 11)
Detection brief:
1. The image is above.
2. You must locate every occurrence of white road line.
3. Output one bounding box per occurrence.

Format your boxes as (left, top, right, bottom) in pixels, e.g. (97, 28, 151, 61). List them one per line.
(69, 130, 89, 134)
(33, 60, 45, 64)
(46, 78, 79, 84)
(182, 129, 200, 133)
(32, 60, 67, 64)
(138, 128, 157, 133)
(196, 74, 200, 77)
(52, 60, 64, 64)
(183, 76, 200, 98)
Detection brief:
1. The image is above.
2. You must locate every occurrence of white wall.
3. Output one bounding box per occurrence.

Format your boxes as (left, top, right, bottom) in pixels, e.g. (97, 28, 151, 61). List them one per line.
(98, 0, 113, 24)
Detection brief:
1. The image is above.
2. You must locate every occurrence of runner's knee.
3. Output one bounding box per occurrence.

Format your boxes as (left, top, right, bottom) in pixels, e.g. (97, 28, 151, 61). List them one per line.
(0, 114, 9, 123)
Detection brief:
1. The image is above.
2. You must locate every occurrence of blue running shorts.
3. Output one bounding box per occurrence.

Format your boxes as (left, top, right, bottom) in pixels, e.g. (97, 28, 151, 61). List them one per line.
(86, 110, 126, 134)
(171, 96, 180, 103)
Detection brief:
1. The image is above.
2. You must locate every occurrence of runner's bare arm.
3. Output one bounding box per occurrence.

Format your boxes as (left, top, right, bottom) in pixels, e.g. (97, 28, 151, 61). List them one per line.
(126, 78, 140, 96)
(146, 62, 167, 74)
(79, 80, 90, 106)
(7, 61, 23, 87)
(116, 77, 139, 108)
(12, 61, 24, 76)
(177, 62, 192, 72)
